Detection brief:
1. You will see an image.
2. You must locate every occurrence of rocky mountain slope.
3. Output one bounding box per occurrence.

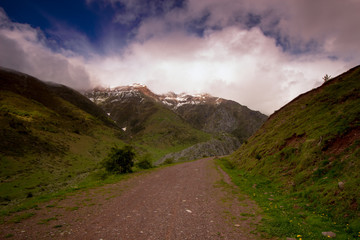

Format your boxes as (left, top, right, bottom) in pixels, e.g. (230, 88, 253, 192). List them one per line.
(0, 67, 125, 205)
(84, 84, 267, 163)
(85, 85, 267, 143)
(85, 85, 212, 161)
(156, 134, 240, 165)
(159, 92, 267, 142)
(229, 66, 360, 227)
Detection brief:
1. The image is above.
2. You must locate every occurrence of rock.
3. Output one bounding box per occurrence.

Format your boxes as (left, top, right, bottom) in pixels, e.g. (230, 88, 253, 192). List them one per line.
(322, 231, 336, 238)
(156, 135, 240, 165)
(338, 181, 345, 190)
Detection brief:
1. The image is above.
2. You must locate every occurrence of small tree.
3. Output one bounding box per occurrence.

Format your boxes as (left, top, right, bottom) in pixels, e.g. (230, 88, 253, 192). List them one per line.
(323, 74, 331, 82)
(102, 145, 135, 174)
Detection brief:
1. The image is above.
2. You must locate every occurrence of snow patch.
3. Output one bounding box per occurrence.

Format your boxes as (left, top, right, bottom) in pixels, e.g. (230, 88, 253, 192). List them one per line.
(162, 101, 173, 106)
(132, 83, 146, 87)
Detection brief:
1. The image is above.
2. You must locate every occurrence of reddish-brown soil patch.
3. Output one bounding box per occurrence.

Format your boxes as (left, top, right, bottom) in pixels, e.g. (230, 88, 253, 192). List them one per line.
(284, 133, 306, 148)
(325, 126, 360, 155)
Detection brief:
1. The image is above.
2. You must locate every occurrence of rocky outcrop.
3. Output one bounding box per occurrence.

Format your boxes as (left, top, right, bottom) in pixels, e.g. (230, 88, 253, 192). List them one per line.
(156, 135, 240, 165)
(174, 100, 267, 142)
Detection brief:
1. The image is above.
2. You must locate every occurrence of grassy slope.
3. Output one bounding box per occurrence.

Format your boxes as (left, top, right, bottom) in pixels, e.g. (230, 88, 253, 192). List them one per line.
(0, 70, 125, 212)
(98, 92, 212, 162)
(131, 101, 211, 161)
(225, 66, 360, 238)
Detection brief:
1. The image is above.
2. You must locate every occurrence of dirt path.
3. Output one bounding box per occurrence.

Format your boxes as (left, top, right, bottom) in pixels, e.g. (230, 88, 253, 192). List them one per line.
(1, 158, 262, 239)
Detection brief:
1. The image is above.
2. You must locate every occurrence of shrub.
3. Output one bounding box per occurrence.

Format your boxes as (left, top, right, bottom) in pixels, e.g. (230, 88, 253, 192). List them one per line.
(102, 146, 135, 174)
(162, 158, 174, 165)
(136, 153, 153, 169)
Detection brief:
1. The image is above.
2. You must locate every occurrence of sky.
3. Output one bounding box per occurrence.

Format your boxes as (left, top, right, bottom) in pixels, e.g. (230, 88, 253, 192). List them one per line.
(0, 0, 359, 115)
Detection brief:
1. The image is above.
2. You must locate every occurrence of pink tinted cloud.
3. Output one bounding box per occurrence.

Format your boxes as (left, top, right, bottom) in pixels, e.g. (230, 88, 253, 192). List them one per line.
(86, 26, 349, 114)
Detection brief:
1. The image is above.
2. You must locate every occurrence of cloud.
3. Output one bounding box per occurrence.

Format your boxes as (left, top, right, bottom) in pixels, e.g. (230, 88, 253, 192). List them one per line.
(1, 1, 359, 114)
(85, 26, 349, 114)
(181, 0, 360, 60)
(0, 8, 91, 90)
(87, 0, 182, 25)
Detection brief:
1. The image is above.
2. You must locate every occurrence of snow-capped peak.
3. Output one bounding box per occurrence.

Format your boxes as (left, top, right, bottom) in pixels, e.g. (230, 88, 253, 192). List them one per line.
(132, 83, 146, 88)
(159, 92, 223, 109)
(84, 84, 223, 108)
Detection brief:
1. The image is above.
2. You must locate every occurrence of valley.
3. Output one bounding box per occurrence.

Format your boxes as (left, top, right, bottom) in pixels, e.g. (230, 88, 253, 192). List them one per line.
(0, 65, 359, 239)
(1, 1, 360, 239)
(84, 84, 266, 161)
(0, 67, 265, 216)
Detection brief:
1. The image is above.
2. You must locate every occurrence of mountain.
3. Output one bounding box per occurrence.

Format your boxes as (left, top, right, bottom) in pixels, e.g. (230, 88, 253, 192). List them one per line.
(84, 84, 267, 161)
(0, 67, 125, 205)
(84, 85, 212, 161)
(229, 66, 360, 225)
(158, 92, 267, 142)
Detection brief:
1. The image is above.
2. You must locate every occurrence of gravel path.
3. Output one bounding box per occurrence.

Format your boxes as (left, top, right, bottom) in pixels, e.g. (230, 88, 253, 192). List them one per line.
(1, 158, 262, 239)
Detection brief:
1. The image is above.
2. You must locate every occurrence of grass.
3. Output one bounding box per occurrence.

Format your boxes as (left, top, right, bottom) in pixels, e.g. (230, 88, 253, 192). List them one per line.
(130, 104, 211, 161)
(38, 217, 58, 224)
(10, 212, 35, 223)
(0, 69, 212, 226)
(0, 88, 130, 214)
(217, 157, 357, 239)
(0, 128, 125, 208)
(228, 66, 360, 236)
(0, 160, 161, 222)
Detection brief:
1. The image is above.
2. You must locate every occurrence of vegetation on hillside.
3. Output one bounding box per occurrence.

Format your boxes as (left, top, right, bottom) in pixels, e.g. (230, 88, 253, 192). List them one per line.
(132, 102, 211, 160)
(102, 146, 135, 174)
(0, 69, 126, 212)
(91, 88, 212, 161)
(225, 66, 360, 238)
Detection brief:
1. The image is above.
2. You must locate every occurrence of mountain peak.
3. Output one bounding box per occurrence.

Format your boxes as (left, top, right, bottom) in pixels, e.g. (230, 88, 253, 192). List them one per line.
(84, 84, 267, 142)
(159, 92, 223, 109)
(86, 84, 224, 108)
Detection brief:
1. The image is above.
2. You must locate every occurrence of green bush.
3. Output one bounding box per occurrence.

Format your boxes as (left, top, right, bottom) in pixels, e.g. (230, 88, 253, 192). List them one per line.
(136, 153, 153, 169)
(162, 158, 174, 165)
(102, 146, 135, 174)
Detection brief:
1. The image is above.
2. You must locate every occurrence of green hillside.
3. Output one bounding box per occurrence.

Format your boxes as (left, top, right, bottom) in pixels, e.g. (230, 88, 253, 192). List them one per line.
(0, 68, 125, 209)
(0, 68, 210, 211)
(225, 66, 360, 237)
(133, 102, 211, 160)
(88, 87, 212, 161)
